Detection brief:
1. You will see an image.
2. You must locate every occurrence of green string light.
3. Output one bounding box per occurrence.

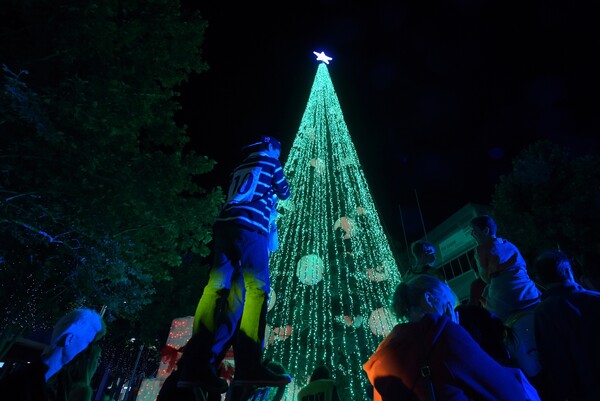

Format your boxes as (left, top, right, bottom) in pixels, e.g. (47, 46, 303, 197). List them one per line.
(264, 60, 402, 401)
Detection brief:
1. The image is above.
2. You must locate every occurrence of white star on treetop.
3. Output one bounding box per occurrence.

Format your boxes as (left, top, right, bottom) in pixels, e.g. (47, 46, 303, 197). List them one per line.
(313, 51, 332, 64)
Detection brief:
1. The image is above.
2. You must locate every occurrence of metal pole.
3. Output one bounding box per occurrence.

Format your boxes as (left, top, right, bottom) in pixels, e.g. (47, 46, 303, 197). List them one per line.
(398, 203, 412, 266)
(94, 365, 111, 401)
(125, 343, 144, 401)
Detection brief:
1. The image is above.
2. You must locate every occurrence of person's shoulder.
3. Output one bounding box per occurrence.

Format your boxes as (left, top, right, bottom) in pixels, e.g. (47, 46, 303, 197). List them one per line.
(579, 274, 600, 292)
(572, 286, 600, 304)
(255, 153, 283, 167)
(536, 291, 562, 312)
(493, 238, 524, 256)
(299, 379, 337, 395)
(312, 378, 337, 384)
(269, 155, 284, 166)
(492, 237, 508, 246)
(573, 281, 600, 295)
(497, 237, 519, 249)
(540, 284, 600, 307)
(476, 241, 492, 252)
(421, 312, 459, 335)
(438, 314, 475, 339)
(377, 321, 419, 350)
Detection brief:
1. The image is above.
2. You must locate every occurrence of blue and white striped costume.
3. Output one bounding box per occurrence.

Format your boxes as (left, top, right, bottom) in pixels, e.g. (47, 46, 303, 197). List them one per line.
(192, 147, 291, 375)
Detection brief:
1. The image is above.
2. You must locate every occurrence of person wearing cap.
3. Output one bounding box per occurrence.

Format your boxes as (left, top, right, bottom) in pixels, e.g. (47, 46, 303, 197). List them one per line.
(175, 135, 291, 395)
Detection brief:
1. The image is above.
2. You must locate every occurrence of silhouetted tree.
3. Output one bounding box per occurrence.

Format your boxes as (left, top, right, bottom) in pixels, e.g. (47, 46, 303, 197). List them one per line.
(0, 0, 222, 353)
(491, 140, 600, 278)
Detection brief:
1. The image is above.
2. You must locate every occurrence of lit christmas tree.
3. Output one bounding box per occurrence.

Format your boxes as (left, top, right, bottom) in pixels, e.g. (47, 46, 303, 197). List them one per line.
(264, 53, 401, 401)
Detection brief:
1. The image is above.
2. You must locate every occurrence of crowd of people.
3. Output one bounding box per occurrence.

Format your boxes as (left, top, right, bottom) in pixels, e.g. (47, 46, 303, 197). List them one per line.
(364, 215, 600, 401)
(157, 137, 600, 401)
(2, 135, 599, 401)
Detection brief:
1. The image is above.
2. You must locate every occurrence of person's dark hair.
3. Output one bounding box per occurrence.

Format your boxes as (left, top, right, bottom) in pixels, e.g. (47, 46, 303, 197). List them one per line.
(470, 215, 497, 236)
(410, 240, 435, 259)
(310, 363, 331, 381)
(391, 275, 457, 320)
(534, 250, 572, 285)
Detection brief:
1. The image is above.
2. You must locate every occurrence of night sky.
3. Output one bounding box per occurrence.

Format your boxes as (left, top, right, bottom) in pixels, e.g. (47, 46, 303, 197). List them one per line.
(178, 2, 599, 246)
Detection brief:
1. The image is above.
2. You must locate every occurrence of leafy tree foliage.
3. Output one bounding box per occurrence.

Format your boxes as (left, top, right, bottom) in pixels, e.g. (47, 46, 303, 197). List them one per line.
(0, 0, 223, 350)
(491, 140, 600, 277)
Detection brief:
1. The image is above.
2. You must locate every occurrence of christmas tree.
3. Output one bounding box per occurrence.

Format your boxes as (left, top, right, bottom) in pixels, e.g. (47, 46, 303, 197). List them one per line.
(264, 53, 401, 401)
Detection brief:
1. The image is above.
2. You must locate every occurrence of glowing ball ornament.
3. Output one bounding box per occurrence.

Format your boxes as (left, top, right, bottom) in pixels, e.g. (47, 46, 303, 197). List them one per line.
(274, 325, 293, 340)
(296, 254, 325, 285)
(267, 325, 293, 345)
(333, 216, 355, 239)
(366, 263, 390, 282)
(368, 307, 396, 336)
(310, 158, 325, 175)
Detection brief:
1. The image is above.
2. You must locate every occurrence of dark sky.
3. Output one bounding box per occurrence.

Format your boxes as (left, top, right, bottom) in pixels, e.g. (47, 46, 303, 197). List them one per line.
(178, 2, 599, 246)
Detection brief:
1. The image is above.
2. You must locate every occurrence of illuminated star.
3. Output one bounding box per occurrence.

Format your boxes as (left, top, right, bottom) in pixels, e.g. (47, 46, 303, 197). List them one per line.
(313, 51, 332, 64)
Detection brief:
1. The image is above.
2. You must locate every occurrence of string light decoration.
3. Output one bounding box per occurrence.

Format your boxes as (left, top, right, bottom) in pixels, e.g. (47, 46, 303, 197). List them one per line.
(136, 316, 194, 401)
(264, 54, 401, 401)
